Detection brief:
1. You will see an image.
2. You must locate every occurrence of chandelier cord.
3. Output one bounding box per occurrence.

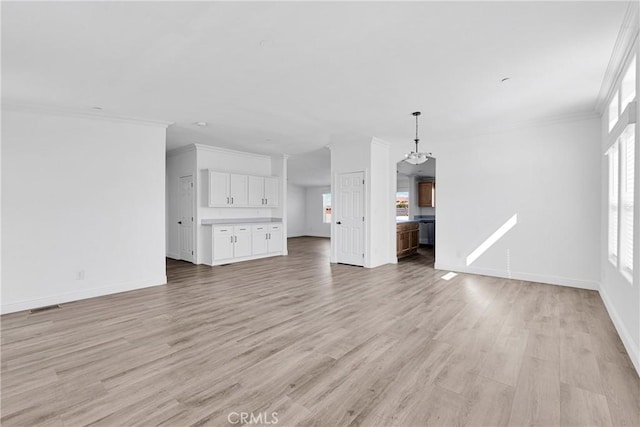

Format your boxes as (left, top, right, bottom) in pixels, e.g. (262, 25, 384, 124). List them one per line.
(414, 113, 420, 152)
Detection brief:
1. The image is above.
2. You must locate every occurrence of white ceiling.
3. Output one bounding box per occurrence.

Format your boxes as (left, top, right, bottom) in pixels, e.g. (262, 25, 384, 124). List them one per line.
(1, 1, 627, 186)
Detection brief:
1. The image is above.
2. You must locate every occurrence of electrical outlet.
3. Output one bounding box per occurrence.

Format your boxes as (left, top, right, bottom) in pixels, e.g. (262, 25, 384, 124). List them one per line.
(76, 270, 85, 280)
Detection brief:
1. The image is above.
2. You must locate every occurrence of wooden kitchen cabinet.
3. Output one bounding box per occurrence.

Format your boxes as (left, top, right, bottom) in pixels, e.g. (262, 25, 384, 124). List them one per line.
(418, 182, 435, 207)
(397, 222, 419, 259)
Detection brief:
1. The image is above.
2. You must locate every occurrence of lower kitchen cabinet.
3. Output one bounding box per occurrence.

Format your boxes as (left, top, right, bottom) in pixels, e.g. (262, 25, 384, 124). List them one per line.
(397, 221, 419, 259)
(211, 222, 283, 265)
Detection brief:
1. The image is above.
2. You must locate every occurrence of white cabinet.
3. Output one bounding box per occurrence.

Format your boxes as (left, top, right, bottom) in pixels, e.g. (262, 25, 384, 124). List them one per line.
(252, 224, 269, 255)
(248, 176, 265, 206)
(211, 222, 283, 265)
(229, 174, 248, 206)
(212, 226, 234, 261)
(212, 225, 252, 261)
(268, 223, 283, 253)
(209, 172, 230, 206)
(247, 175, 280, 207)
(251, 223, 282, 255)
(264, 177, 280, 207)
(208, 172, 248, 207)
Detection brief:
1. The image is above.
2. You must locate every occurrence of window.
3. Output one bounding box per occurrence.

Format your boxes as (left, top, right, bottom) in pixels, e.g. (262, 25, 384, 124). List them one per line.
(396, 191, 409, 220)
(609, 92, 619, 132)
(606, 55, 636, 283)
(608, 141, 619, 263)
(621, 56, 636, 113)
(620, 125, 635, 278)
(322, 193, 331, 223)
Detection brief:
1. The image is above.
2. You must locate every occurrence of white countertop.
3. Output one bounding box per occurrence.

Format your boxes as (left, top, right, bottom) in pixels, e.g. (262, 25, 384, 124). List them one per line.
(201, 217, 282, 225)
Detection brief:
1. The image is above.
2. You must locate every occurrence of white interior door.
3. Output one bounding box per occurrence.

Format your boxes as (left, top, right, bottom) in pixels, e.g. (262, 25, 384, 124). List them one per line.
(336, 172, 364, 266)
(179, 175, 194, 262)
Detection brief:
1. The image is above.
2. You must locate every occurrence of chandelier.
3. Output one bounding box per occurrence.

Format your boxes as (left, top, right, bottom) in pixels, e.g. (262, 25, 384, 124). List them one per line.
(404, 111, 431, 165)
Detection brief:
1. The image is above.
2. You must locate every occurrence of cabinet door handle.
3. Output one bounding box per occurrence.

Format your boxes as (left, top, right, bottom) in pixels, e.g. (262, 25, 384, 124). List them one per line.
(231, 197, 234, 204)
(235, 236, 237, 243)
(265, 198, 268, 205)
(226, 197, 229, 204)
(230, 236, 233, 243)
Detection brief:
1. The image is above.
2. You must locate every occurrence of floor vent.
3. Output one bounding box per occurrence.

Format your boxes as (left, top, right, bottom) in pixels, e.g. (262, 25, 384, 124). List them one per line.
(30, 305, 61, 314)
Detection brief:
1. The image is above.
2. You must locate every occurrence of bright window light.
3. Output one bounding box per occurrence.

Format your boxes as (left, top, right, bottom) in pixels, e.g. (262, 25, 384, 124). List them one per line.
(608, 141, 620, 265)
(396, 191, 409, 221)
(441, 272, 458, 281)
(322, 193, 332, 224)
(609, 92, 619, 132)
(466, 214, 518, 266)
(621, 56, 636, 113)
(620, 125, 635, 280)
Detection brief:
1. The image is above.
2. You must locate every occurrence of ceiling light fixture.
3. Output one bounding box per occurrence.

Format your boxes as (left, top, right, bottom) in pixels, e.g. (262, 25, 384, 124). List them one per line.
(194, 122, 208, 127)
(404, 111, 431, 165)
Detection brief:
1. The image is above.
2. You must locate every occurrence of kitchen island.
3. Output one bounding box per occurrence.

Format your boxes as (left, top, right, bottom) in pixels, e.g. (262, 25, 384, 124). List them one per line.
(396, 220, 419, 259)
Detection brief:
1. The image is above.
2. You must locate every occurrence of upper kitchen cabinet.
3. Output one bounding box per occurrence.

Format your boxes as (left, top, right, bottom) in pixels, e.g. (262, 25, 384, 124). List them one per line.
(418, 181, 435, 207)
(248, 176, 280, 207)
(209, 170, 279, 208)
(208, 171, 248, 207)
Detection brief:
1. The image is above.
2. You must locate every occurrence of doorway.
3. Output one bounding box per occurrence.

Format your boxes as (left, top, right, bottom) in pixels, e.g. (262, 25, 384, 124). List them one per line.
(179, 175, 194, 263)
(335, 171, 365, 266)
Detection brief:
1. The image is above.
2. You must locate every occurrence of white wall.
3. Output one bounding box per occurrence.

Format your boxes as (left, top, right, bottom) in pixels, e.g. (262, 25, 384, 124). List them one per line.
(429, 117, 602, 290)
(305, 186, 331, 238)
(166, 147, 196, 259)
(329, 137, 396, 267)
(287, 182, 306, 237)
(191, 144, 287, 264)
(369, 138, 396, 267)
(1, 108, 167, 314)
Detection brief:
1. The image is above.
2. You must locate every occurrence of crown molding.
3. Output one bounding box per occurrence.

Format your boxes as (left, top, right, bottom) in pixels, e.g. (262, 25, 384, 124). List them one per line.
(371, 136, 391, 147)
(2, 101, 172, 128)
(193, 143, 274, 161)
(595, 1, 639, 114)
(166, 144, 197, 157)
(438, 110, 600, 143)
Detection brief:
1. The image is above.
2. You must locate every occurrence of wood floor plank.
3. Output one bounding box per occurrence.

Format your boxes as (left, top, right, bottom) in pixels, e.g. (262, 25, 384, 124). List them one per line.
(0, 238, 637, 426)
(560, 383, 613, 427)
(508, 356, 561, 427)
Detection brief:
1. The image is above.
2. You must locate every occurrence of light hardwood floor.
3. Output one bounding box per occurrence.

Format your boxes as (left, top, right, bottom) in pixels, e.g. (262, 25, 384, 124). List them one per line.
(1, 237, 638, 426)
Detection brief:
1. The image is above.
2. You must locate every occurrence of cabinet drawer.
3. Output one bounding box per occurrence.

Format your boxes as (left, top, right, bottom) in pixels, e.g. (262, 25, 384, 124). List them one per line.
(252, 224, 267, 232)
(234, 226, 251, 233)
(269, 223, 282, 231)
(213, 226, 233, 234)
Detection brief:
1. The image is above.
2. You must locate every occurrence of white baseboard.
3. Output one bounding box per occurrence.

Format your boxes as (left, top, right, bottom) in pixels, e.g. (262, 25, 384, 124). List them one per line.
(207, 252, 283, 266)
(304, 232, 331, 238)
(433, 263, 599, 290)
(1, 276, 167, 315)
(287, 233, 306, 238)
(166, 252, 180, 260)
(599, 286, 640, 376)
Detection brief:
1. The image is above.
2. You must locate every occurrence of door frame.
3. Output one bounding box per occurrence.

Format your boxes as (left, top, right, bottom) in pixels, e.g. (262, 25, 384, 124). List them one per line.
(331, 169, 367, 266)
(178, 174, 196, 263)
